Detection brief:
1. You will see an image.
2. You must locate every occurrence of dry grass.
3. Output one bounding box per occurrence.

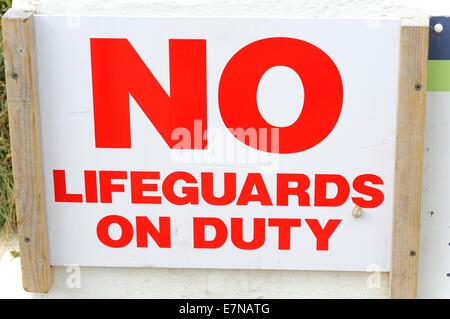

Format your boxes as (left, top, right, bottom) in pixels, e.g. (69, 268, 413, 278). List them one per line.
(0, 0, 15, 236)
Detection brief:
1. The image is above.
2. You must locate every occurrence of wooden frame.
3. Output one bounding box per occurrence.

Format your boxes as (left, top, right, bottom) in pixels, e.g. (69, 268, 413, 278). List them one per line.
(2, 9, 52, 293)
(1, 9, 428, 297)
(390, 25, 429, 299)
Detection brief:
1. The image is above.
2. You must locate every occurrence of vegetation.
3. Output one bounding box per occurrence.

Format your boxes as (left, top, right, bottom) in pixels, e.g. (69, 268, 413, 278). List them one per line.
(0, 0, 14, 234)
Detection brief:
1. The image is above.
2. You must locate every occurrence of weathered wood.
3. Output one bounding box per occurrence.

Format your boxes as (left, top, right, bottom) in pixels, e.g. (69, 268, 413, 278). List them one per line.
(2, 8, 52, 293)
(390, 25, 429, 299)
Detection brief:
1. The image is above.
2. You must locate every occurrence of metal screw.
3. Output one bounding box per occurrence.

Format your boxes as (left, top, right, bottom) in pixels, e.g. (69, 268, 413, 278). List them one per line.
(24, 236, 31, 244)
(434, 23, 444, 34)
(409, 250, 416, 257)
(11, 72, 19, 80)
(415, 83, 422, 91)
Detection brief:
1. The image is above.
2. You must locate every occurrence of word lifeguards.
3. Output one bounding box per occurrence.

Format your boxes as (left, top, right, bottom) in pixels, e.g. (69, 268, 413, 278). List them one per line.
(53, 170, 384, 208)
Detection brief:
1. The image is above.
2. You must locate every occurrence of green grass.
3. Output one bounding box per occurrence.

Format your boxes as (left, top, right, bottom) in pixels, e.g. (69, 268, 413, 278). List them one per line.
(0, 0, 14, 234)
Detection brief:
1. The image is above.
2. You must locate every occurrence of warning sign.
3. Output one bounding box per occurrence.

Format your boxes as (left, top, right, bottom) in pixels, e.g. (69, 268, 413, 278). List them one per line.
(35, 16, 400, 271)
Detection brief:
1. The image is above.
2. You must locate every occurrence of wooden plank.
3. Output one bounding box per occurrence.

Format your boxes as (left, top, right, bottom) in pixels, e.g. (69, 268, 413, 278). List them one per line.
(390, 25, 429, 299)
(2, 8, 52, 293)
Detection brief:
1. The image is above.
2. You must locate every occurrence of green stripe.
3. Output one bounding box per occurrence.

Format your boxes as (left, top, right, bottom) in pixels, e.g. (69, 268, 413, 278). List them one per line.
(428, 60, 450, 92)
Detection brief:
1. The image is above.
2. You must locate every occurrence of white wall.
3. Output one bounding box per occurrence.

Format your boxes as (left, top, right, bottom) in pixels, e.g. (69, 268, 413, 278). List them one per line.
(3, 0, 449, 298)
(11, 0, 450, 21)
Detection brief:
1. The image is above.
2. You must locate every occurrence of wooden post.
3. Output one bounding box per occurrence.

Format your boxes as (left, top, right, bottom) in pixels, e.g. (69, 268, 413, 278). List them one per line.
(390, 25, 429, 299)
(2, 8, 52, 293)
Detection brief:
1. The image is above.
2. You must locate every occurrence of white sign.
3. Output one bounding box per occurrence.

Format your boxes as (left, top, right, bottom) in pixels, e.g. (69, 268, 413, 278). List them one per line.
(35, 16, 400, 271)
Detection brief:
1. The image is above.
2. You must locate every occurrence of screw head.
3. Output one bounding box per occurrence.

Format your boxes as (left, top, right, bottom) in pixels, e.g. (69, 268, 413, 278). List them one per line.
(415, 83, 422, 91)
(409, 250, 417, 257)
(434, 23, 444, 34)
(11, 72, 19, 80)
(24, 236, 31, 244)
